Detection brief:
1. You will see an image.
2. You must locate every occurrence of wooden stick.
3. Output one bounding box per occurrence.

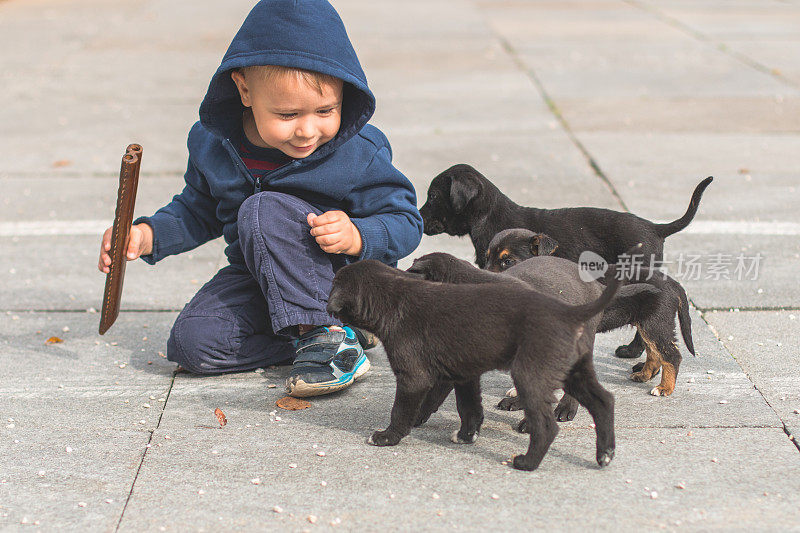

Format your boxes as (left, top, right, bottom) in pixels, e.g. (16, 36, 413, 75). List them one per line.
(99, 144, 142, 334)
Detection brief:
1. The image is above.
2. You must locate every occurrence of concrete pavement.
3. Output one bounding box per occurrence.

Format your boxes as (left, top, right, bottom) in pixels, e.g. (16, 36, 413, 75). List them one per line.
(1, 0, 799, 530)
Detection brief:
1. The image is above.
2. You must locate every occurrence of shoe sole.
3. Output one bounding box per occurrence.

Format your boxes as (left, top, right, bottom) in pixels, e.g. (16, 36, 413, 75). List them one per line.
(287, 356, 371, 398)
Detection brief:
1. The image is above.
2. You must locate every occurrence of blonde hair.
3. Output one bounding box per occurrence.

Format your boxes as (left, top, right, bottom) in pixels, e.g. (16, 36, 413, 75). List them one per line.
(241, 65, 341, 95)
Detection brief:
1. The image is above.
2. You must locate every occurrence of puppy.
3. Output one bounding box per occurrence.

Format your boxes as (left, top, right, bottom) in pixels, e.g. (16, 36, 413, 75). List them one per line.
(327, 259, 623, 471)
(419, 164, 712, 359)
(485, 228, 694, 396)
(410, 248, 689, 419)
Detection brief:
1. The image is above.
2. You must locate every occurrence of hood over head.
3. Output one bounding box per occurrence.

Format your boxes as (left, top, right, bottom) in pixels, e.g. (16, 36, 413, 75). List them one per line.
(199, 0, 375, 159)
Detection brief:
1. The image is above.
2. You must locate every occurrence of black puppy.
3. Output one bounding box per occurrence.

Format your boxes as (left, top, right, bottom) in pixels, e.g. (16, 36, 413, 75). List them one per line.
(419, 163, 711, 359)
(327, 259, 623, 471)
(485, 228, 694, 397)
(406, 252, 642, 421)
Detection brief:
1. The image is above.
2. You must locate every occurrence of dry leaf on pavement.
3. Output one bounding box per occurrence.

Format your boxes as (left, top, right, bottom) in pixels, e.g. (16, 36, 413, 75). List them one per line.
(276, 396, 312, 410)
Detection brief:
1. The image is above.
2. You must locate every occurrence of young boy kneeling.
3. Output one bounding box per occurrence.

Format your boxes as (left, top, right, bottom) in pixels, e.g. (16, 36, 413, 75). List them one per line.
(98, 0, 422, 397)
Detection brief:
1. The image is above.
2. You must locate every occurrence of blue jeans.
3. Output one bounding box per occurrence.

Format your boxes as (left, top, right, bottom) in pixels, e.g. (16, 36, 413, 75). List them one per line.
(166, 192, 346, 374)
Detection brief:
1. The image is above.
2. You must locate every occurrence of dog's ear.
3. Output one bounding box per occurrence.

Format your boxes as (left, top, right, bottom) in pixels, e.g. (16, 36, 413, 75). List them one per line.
(450, 173, 481, 214)
(530, 233, 558, 256)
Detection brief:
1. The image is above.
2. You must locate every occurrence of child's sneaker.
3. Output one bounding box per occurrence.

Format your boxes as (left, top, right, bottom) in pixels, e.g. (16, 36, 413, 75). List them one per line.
(285, 326, 370, 398)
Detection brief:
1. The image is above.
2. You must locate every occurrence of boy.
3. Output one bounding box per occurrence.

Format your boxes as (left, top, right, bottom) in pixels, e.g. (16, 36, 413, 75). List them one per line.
(97, 0, 423, 397)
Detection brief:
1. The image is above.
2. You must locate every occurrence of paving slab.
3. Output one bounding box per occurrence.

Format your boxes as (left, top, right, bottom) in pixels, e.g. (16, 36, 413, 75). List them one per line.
(374, 93, 558, 137)
(575, 132, 800, 222)
(640, 1, 800, 41)
(508, 42, 792, 98)
(0, 235, 224, 311)
(0, 174, 188, 223)
(661, 233, 800, 310)
(723, 40, 800, 86)
(389, 132, 621, 212)
(555, 96, 800, 134)
(481, 1, 690, 44)
(0, 428, 149, 531)
(704, 310, 800, 435)
(117, 425, 800, 532)
(0, 312, 176, 431)
(0, 99, 199, 176)
(0, 312, 176, 530)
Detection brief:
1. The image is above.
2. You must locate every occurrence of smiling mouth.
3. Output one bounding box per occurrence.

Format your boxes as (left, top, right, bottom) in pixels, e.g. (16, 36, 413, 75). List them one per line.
(291, 144, 315, 151)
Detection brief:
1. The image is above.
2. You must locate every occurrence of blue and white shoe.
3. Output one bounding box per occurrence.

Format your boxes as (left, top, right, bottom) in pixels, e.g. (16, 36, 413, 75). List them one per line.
(285, 326, 370, 398)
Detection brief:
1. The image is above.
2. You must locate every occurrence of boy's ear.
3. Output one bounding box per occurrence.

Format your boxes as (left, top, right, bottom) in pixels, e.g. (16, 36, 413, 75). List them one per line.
(530, 233, 558, 256)
(230, 70, 252, 107)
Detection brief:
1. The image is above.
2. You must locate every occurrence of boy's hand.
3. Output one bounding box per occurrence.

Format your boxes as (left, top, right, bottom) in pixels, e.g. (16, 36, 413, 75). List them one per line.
(97, 223, 154, 273)
(307, 211, 363, 256)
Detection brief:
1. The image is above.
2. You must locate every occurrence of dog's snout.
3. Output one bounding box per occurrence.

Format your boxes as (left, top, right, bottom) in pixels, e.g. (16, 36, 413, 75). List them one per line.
(326, 289, 343, 316)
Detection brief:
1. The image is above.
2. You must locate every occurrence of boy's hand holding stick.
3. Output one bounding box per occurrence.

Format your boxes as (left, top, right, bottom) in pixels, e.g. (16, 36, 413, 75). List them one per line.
(98, 144, 147, 334)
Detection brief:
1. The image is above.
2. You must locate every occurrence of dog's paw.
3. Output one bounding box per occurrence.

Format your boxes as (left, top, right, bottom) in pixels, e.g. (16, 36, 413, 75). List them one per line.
(597, 448, 615, 467)
(367, 430, 400, 446)
(614, 345, 642, 359)
(497, 396, 522, 411)
(630, 366, 662, 383)
(553, 401, 578, 422)
(450, 429, 478, 444)
(512, 454, 538, 471)
(497, 389, 522, 411)
(413, 413, 432, 428)
(514, 418, 529, 434)
(649, 385, 674, 397)
(631, 363, 660, 376)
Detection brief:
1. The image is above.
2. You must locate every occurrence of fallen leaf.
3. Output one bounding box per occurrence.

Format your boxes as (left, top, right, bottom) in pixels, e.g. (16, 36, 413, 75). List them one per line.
(276, 396, 312, 410)
(52, 159, 72, 168)
(214, 408, 227, 427)
(45, 337, 63, 345)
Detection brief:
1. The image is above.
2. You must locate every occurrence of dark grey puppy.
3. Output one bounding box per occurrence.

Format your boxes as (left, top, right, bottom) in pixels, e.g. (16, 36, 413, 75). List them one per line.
(407, 252, 662, 421)
(485, 228, 695, 397)
(327, 259, 623, 471)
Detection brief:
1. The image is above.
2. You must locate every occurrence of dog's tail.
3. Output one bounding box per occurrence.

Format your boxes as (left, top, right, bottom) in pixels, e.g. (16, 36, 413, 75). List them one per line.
(654, 177, 713, 238)
(569, 244, 642, 322)
(672, 278, 696, 356)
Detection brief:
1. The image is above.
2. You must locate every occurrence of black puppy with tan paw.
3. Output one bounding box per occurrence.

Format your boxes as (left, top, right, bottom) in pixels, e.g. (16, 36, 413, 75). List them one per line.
(419, 163, 712, 361)
(327, 259, 624, 471)
(485, 228, 694, 398)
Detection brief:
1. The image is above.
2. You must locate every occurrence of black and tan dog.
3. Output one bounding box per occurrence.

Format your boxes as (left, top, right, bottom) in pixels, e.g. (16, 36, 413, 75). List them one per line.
(419, 163, 712, 359)
(484, 228, 694, 398)
(327, 259, 626, 471)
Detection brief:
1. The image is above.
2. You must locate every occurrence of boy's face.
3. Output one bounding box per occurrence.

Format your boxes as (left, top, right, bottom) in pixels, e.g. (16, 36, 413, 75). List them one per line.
(231, 70, 343, 159)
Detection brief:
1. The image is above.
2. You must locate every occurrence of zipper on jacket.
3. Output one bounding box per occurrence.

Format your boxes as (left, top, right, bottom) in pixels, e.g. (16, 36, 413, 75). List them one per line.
(255, 175, 261, 193)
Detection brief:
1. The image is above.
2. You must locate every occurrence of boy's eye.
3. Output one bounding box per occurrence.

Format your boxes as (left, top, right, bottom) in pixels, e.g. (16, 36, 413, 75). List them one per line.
(317, 108, 335, 115)
(277, 113, 297, 119)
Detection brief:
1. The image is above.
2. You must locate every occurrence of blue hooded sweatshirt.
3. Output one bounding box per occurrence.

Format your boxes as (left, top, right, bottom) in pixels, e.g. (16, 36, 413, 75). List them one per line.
(136, 0, 422, 267)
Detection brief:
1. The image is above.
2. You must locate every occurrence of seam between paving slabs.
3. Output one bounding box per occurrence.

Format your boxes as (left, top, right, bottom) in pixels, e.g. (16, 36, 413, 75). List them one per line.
(494, 35, 631, 213)
(623, 0, 800, 91)
(115, 368, 178, 532)
(696, 310, 800, 454)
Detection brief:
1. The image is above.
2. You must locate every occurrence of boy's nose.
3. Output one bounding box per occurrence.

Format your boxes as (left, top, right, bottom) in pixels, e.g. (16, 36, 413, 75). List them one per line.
(294, 117, 316, 140)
